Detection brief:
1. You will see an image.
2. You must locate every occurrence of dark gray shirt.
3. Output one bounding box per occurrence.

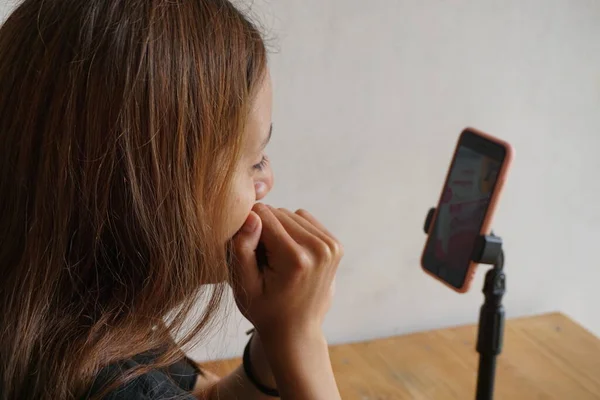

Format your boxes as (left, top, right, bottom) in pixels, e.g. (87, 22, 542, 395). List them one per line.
(83, 352, 202, 399)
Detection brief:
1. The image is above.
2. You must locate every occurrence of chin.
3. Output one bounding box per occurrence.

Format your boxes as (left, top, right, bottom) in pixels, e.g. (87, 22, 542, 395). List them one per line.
(225, 222, 245, 242)
(225, 208, 253, 240)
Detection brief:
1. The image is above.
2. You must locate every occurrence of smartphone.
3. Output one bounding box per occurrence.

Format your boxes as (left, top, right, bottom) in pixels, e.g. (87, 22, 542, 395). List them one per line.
(421, 128, 513, 293)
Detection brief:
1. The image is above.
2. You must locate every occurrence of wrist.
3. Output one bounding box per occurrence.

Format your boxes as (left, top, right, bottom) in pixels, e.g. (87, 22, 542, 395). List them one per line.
(259, 329, 339, 400)
(260, 327, 329, 372)
(259, 324, 327, 354)
(249, 332, 277, 388)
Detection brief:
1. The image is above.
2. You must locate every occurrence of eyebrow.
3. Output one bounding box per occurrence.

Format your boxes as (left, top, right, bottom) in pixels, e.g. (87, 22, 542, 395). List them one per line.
(260, 124, 273, 150)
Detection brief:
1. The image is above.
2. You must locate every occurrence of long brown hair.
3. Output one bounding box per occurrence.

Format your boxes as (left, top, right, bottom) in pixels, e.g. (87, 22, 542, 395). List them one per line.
(0, 0, 267, 398)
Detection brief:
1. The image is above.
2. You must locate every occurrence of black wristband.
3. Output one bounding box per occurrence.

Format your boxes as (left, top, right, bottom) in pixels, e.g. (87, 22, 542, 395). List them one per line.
(243, 334, 280, 397)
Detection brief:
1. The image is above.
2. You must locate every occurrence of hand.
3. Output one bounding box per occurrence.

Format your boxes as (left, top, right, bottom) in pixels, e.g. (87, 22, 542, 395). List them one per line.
(230, 203, 343, 345)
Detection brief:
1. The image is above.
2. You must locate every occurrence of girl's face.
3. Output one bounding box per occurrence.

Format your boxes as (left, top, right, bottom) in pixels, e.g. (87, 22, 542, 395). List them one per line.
(224, 70, 274, 239)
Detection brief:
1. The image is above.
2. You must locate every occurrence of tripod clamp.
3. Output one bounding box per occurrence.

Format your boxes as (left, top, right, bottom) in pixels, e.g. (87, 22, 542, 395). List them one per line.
(424, 207, 505, 400)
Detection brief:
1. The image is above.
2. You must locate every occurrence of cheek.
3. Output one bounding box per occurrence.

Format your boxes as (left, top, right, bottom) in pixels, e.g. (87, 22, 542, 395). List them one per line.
(224, 180, 257, 238)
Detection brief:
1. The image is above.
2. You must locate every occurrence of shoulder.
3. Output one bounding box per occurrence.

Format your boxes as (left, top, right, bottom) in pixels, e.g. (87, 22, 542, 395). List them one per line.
(84, 357, 198, 400)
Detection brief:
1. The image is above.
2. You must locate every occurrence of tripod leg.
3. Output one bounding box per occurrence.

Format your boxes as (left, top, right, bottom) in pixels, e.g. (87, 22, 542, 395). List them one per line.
(475, 266, 505, 400)
(476, 354, 497, 400)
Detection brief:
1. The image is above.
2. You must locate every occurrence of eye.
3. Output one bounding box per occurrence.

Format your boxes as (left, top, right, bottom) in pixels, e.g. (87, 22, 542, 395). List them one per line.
(253, 155, 269, 171)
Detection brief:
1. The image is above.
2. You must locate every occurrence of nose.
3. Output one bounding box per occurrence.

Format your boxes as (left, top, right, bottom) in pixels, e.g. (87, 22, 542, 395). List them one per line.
(255, 169, 274, 201)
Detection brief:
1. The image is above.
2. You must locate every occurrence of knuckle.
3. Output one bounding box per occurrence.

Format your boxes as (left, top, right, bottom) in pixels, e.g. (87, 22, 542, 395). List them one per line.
(314, 240, 333, 261)
(295, 209, 313, 220)
(292, 250, 312, 270)
(295, 208, 309, 216)
(331, 240, 344, 259)
(253, 203, 267, 214)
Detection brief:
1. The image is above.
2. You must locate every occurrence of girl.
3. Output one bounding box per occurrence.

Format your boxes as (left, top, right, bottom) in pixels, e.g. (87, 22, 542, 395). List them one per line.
(0, 1, 343, 399)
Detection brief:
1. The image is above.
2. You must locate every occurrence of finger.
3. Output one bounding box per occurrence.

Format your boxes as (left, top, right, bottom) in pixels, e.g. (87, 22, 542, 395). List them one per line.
(270, 207, 340, 267)
(294, 209, 344, 258)
(327, 277, 337, 310)
(278, 208, 333, 247)
(231, 211, 263, 293)
(295, 209, 339, 242)
(252, 204, 299, 253)
(331, 276, 336, 298)
(267, 206, 321, 249)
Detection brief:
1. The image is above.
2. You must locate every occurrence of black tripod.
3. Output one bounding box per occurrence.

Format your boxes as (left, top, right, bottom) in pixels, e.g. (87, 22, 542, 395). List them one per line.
(424, 208, 505, 400)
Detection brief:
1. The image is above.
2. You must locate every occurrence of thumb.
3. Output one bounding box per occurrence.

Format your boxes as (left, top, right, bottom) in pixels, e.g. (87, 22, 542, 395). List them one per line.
(231, 211, 263, 293)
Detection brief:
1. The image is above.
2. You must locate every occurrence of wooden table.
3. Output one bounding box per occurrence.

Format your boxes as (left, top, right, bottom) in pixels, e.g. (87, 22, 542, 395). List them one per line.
(202, 313, 600, 399)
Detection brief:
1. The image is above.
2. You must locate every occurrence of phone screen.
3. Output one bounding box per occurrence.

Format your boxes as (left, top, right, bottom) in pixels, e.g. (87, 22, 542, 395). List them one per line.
(422, 131, 506, 289)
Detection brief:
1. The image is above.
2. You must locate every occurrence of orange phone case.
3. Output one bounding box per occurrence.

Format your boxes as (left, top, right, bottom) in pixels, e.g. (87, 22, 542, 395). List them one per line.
(420, 127, 514, 293)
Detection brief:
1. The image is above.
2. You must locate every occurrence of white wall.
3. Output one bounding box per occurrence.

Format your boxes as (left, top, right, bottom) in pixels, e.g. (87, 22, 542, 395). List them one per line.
(0, 1, 16, 19)
(196, 0, 600, 361)
(2, 0, 599, 362)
